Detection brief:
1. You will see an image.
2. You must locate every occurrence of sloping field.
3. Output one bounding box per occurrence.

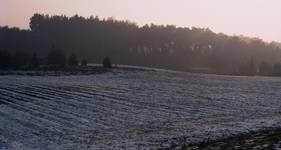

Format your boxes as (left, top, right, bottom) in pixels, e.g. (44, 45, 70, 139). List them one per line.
(1, 70, 281, 149)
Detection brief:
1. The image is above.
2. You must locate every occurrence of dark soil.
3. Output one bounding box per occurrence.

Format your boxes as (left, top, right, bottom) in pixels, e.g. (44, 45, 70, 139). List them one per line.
(184, 129, 281, 150)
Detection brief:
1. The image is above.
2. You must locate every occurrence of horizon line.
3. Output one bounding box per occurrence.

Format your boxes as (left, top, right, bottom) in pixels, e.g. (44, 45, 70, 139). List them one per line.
(1, 13, 280, 43)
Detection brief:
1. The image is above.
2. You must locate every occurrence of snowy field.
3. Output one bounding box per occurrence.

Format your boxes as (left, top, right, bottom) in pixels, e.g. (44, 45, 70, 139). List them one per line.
(1, 69, 281, 149)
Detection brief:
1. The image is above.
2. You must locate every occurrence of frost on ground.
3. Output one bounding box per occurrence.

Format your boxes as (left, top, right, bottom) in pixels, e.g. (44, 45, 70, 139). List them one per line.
(188, 129, 281, 150)
(1, 69, 281, 149)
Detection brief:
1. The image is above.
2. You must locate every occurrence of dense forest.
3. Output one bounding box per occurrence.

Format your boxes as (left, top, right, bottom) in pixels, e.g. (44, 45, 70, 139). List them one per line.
(1, 13, 281, 75)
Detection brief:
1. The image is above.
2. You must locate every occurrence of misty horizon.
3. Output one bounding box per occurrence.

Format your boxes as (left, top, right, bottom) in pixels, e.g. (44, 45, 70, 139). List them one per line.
(1, 13, 280, 44)
(1, 0, 281, 42)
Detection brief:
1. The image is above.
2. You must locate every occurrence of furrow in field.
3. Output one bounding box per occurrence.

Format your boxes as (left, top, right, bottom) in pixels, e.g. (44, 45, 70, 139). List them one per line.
(0, 94, 86, 133)
(71, 85, 195, 116)
(0, 103, 68, 138)
(29, 84, 189, 129)
(1, 84, 144, 129)
(0, 87, 113, 130)
(31, 85, 163, 127)
(0, 91, 93, 131)
(3, 80, 241, 127)
(56, 85, 184, 122)
(29, 85, 172, 121)
(0, 86, 98, 122)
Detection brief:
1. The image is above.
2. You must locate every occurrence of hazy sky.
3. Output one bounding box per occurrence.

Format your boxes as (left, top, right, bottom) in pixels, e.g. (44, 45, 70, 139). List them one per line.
(1, 0, 281, 42)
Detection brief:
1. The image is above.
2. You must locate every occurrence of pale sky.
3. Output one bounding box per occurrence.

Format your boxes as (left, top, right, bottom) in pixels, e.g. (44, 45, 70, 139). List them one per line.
(0, 0, 281, 42)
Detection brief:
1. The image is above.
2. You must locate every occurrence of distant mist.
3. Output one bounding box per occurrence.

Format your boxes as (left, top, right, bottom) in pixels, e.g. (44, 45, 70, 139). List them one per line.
(1, 14, 281, 74)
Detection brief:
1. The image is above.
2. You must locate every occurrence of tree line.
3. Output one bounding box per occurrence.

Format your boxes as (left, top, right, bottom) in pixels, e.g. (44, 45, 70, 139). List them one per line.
(0, 48, 84, 70)
(238, 60, 281, 76)
(0, 47, 114, 70)
(1, 14, 281, 75)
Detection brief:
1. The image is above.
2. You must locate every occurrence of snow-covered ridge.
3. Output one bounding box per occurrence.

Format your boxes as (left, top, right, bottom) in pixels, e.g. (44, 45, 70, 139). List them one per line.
(0, 69, 281, 149)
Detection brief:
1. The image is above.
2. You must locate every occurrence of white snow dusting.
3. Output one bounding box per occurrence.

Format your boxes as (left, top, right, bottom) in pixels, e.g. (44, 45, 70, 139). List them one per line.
(0, 69, 281, 149)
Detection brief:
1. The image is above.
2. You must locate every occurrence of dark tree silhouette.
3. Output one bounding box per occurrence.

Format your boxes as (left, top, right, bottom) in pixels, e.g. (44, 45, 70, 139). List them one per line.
(68, 53, 78, 66)
(0, 50, 12, 69)
(1, 13, 281, 74)
(259, 62, 272, 76)
(12, 51, 31, 69)
(81, 59, 88, 66)
(47, 49, 66, 67)
(273, 64, 281, 76)
(103, 56, 112, 68)
(239, 60, 256, 76)
(31, 53, 40, 68)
